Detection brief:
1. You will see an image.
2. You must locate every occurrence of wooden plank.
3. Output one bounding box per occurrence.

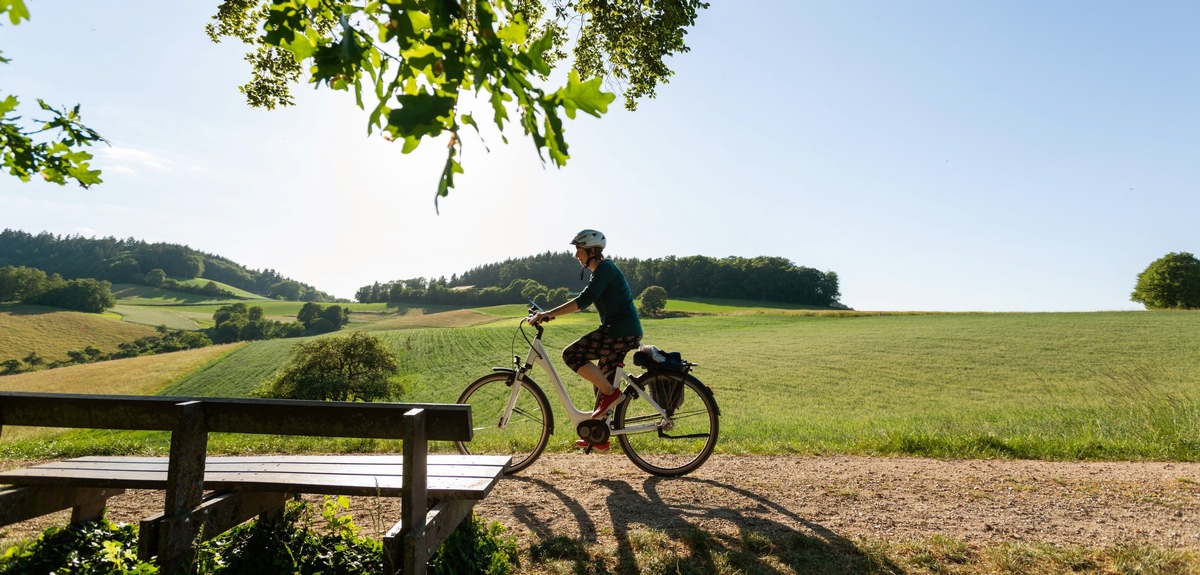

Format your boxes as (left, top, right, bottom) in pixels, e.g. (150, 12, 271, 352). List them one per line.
(0, 486, 125, 525)
(20, 460, 503, 479)
(0, 392, 474, 441)
(71, 454, 512, 467)
(0, 467, 503, 499)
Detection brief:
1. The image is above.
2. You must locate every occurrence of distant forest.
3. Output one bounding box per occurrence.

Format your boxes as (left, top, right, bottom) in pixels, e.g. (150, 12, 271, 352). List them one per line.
(357, 252, 842, 308)
(0, 230, 336, 302)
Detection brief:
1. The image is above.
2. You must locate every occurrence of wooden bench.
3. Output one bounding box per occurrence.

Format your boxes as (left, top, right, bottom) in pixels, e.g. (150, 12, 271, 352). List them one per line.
(0, 392, 508, 575)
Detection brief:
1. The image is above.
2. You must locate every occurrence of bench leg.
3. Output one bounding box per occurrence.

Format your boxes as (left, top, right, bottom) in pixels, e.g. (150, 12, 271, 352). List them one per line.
(139, 490, 291, 572)
(0, 486, 125, 526)
(383, 499, 477, 575)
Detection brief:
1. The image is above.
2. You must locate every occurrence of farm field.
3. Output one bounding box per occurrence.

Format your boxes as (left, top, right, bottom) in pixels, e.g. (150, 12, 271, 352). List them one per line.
(4, 306, 1198, 462)
(0, 304, 159, 364)
(3, 305, 1198, 573)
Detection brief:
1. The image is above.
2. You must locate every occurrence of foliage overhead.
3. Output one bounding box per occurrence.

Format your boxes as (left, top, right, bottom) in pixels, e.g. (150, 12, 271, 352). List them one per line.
(207, 0, 707, 205)
(0, 1, 106, 188)
(1131, 251, 1200, 310)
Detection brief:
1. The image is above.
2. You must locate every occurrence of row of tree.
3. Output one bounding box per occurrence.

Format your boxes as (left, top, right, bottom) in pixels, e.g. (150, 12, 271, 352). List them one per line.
(210, 302, 352, 344)
(0, 229, 337, 302)
(357, 252, 842, 308)
(0, 265, 115, 313)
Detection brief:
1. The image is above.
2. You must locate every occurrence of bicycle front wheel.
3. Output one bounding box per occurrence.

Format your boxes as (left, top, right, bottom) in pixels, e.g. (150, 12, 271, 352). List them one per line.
(614, 372, 719, 477)
(455, 372, 552, 474)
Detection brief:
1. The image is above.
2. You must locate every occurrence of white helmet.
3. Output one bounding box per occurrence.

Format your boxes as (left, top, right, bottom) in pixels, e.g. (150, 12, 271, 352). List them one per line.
(570, 229, 606, 249)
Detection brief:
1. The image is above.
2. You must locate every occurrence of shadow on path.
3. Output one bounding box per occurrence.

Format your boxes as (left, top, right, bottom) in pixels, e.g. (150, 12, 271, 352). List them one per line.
(501, 474, 905, 574)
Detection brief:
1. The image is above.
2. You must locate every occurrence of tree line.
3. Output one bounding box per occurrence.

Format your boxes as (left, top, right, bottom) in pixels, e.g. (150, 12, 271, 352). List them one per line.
(1, 301, 353, 376)
(0, 265, 115, 313)
(356, 252, 842, 308)
(0, 229, 337, 302)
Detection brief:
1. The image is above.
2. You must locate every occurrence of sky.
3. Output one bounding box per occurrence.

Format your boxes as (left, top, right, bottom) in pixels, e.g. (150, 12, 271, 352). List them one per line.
(2, 1, 1197, 311)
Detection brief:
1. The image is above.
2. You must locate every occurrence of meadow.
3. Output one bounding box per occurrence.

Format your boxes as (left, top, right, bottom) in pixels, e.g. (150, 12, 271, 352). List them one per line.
(5, 305, 1197, 463)
(3, 303, 1199, 574)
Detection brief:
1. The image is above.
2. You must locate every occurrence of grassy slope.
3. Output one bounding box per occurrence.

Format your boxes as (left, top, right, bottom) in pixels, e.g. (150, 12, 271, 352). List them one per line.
(4, 303, 1199, 461)
(0, 305, 159, 364)
(0, 343, 242, 441)
(153, 308, 1200, 461)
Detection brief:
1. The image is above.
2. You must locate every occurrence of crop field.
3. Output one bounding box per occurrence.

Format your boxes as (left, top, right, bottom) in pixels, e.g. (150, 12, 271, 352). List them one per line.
(3, 306, 1198, 462)
(0, 304, 159, 364)
(111, 304, 201, 330)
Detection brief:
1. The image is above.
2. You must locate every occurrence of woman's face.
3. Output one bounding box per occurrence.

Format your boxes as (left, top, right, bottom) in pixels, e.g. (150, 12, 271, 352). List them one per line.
(574, 246, 589, 266)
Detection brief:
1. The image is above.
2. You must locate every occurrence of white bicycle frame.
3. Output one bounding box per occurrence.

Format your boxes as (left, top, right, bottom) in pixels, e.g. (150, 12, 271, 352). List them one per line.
(505, 323, 674, 437)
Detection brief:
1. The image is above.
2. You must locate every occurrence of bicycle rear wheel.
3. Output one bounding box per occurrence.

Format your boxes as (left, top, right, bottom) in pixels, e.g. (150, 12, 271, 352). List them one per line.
(455, 372, 552, 474)
(614, 372, 719, 477)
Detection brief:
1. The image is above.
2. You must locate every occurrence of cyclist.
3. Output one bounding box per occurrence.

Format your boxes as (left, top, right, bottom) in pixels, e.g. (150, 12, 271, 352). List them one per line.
(530, 229, 643, 452)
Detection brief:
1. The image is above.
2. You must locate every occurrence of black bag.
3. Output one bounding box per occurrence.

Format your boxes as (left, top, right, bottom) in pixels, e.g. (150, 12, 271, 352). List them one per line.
(632, 345, 688, 412)
(633, 346, 688, 373)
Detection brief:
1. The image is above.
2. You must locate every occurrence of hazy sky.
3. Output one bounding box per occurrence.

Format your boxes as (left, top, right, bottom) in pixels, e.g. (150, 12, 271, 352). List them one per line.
(3, 1, 1196, 310)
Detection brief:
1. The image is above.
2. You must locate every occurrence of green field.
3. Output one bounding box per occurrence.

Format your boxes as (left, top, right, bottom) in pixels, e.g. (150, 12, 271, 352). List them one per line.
(8, 307, 1196, 462)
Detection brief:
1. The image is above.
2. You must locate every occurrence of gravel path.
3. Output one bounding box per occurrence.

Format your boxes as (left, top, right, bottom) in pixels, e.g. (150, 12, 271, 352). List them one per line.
(4, 454, 1198, 552)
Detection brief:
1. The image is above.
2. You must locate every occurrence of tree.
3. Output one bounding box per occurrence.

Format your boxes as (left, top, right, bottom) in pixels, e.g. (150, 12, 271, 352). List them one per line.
(34, 278, 115, 313)
(0, 2, 105, 188)
(1131, 252, 1200, 310)
(638, 285, 668, 316)
(257, 332, 401, 401)
(208, 0, 707, 203)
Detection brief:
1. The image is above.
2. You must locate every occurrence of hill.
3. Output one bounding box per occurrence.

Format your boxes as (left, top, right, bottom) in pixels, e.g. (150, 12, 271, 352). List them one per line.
(0, 229, 335, 302)
(0, 304, 159, 364)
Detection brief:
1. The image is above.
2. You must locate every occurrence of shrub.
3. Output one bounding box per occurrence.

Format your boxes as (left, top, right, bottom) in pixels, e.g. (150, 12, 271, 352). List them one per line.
(1131, 251, 1200, 309)
(638, 285, 668, 316)
(0, 519, 156, 575)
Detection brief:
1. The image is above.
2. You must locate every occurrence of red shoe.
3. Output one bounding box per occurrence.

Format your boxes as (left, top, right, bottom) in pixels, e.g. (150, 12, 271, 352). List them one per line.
(590, 389, 625, 419)
(575, 439, 610, 453)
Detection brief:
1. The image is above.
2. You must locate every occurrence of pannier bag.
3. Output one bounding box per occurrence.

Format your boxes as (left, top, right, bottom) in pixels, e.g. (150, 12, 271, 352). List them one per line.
(633, 345, 687, 412)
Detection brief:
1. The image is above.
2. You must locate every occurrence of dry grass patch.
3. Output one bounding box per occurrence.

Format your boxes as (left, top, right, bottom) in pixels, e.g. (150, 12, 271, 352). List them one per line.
(0, 306, 159, 363)
(0, 343, 242, 441)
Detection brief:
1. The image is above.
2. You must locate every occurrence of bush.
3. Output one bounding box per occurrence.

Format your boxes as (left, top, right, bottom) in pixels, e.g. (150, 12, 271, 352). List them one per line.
(256, 332, 400, 401)
(638, 285, 668, 316)
(0, 519, 156, 575)
(1131, 252, 1200, 309)
(0, 502, 517, 575)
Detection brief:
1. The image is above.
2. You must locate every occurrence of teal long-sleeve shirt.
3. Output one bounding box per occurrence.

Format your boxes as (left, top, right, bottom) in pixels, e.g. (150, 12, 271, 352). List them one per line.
(574, 259, 643, 338)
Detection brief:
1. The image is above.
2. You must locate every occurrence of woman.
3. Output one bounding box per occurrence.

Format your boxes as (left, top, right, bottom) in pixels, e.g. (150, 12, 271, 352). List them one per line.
(531, 229, 643, 452)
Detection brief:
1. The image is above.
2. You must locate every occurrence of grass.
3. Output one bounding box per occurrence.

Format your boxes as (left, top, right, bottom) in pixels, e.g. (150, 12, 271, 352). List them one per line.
(0, 304, 159, 364)
(3, 305, 1199, 572)
(4, 308, 1199, 462)
(0, 343, 241, 442)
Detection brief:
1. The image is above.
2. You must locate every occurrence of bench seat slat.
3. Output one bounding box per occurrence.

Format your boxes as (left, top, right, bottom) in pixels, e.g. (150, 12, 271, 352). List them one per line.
(0, 455, 505, 500)
(70, 454, 512, 467)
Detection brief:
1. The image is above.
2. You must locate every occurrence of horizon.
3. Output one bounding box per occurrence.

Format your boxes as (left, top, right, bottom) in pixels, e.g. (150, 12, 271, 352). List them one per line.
(2, 1, 1196, 312)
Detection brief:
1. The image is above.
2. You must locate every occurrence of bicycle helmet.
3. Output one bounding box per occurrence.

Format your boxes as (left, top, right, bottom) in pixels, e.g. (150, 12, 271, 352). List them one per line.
(570, 229, 606, 249)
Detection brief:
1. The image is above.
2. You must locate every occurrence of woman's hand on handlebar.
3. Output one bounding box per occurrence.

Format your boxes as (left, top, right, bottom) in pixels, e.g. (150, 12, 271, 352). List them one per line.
(530, 311, 554, 325)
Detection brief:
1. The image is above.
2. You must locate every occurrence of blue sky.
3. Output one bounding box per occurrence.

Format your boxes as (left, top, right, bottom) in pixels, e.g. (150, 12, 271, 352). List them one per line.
(2, 1, 1196, 311)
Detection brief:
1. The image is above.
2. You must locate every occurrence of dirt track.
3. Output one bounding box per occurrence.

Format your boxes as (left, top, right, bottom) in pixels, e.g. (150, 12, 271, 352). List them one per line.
(4, 454, 1198, 552)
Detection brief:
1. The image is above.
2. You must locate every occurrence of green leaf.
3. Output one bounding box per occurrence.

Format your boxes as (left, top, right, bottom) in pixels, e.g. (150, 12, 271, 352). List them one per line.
(386, 92, 456, 139)
(495, 15, 528, 46)
(2, 0, 31, 25)
(555, 71, 614, 119)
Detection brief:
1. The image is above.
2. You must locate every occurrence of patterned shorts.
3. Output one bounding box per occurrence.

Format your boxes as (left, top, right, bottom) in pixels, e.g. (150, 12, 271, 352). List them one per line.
(562, 327, 642, 376)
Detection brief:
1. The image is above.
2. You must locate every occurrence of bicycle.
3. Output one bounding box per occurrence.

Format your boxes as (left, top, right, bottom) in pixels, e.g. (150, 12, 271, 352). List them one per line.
(454, 303, 720, 477)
